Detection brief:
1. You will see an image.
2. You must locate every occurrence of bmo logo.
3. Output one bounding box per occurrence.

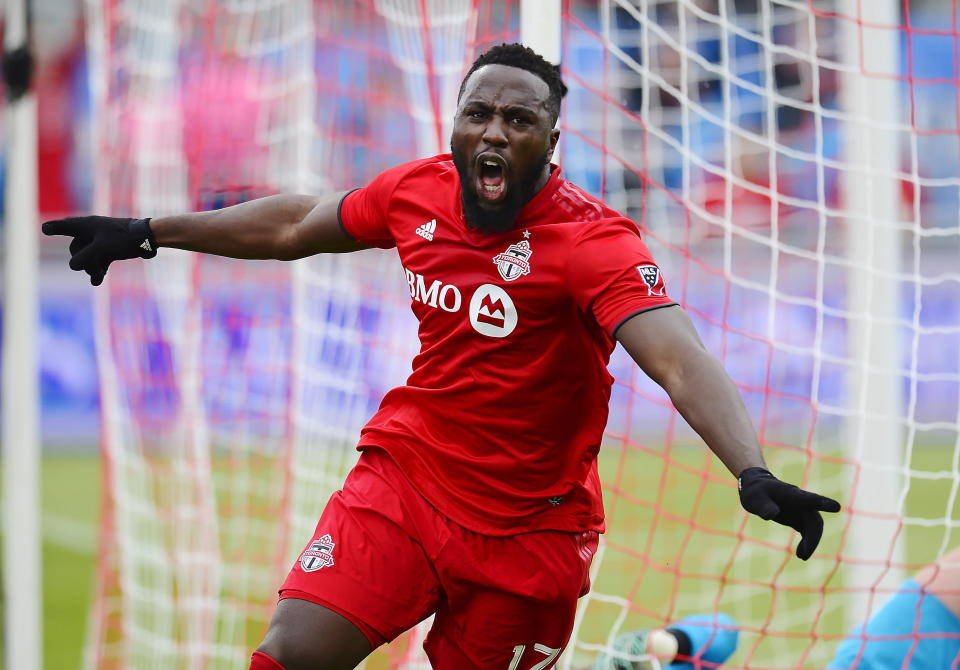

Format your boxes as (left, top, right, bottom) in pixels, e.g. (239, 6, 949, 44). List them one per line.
(469, 284, 517, 338)
(404, 267, 518, 338)
(404, 268, 462, 312)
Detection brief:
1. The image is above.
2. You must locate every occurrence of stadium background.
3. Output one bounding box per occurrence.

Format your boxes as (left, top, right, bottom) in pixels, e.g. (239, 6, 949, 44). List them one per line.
(26, 0, 960, 449)
(2, 0, 959, 668)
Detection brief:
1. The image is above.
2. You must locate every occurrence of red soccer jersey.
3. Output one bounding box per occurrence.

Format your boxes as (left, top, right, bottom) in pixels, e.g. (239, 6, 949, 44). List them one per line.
(339, 154, 676, 535)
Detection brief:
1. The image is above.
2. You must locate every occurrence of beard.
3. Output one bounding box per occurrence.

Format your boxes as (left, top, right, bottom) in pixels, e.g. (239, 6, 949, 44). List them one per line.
(451, 144, 549, 235)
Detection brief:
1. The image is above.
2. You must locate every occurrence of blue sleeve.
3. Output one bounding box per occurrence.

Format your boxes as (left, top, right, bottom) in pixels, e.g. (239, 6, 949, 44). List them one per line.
(828, 579, 960, 669)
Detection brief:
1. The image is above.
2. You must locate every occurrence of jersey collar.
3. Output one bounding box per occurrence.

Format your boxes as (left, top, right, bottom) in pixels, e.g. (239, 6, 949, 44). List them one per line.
(514, 164, 563, 227)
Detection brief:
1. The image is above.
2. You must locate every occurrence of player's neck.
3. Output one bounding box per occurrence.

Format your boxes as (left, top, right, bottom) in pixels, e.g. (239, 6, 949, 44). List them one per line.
(532, 164, 553, 193)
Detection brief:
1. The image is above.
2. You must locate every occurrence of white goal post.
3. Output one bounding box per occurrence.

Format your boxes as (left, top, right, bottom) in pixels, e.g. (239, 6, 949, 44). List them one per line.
(3, 0, 41, 669)
(838, 0, 905, 632)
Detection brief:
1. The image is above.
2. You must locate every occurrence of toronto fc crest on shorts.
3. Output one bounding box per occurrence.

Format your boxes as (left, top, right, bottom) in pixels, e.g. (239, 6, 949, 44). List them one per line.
(300, 534, 336, 572)
(493, 240, 533, 282)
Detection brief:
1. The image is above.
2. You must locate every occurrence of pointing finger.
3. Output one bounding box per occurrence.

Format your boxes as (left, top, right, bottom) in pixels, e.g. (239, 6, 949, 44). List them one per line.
(790, 488, 841, 513)
(818, 496, 842, 513)
(42, 218, 90, 237)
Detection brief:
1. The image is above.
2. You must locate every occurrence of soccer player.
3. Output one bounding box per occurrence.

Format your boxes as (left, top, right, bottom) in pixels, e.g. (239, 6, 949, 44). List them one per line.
(591, 613, 739, 669)
(827, 547, 960, 669)
(43, 43, 841, 670)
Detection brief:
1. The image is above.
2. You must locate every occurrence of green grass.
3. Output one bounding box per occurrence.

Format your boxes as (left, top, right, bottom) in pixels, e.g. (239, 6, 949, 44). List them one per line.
(41, 454, 100, 670)
(33, 444, 960, 669)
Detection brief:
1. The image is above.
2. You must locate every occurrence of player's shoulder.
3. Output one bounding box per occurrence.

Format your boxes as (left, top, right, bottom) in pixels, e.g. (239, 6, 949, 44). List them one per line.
(360, 154, 457, 206)
(528, 183, 638, 252)
(542, 178, 640, 235)
(556, 218, 646, 269)
(563, 213, 643, 245)
(548, 175, 624, 223)
(381, 153, 458, 186)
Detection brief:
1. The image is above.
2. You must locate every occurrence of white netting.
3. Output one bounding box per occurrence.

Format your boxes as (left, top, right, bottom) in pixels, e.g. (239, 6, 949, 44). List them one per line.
(564, 1, 959, 668)
(84, 1, 960, 668)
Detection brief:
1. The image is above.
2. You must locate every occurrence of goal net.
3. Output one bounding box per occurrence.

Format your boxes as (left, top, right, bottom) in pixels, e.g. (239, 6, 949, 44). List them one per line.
(83, 0, 959, 668)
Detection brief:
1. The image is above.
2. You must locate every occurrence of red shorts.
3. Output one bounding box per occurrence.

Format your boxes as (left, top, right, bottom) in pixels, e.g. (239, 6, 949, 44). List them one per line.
(280, 447, 599, 669)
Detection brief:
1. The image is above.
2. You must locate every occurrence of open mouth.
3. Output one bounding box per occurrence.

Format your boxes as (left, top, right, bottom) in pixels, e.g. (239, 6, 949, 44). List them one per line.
(475, 153, 508, 203)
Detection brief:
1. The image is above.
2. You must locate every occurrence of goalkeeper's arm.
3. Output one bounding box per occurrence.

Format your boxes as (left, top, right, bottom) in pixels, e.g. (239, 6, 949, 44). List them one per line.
(615, 305, 840, 560)
(42, 192, 367, 285)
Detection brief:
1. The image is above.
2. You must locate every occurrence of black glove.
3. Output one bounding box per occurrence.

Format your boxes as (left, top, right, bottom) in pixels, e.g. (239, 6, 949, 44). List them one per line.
(42, 216, 157, 286)
(738, 467, 841, 560)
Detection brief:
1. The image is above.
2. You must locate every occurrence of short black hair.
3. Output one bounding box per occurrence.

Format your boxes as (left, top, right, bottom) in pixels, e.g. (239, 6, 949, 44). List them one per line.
(458, 43, 568, 125)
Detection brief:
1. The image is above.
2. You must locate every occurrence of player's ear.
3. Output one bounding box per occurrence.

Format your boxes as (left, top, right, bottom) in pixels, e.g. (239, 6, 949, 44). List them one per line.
(547, 129, 560, 162)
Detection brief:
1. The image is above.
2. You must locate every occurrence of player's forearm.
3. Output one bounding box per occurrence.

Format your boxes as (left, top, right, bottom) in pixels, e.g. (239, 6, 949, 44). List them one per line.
(150, 194, 322, 260)
(662, 350, 766, 477)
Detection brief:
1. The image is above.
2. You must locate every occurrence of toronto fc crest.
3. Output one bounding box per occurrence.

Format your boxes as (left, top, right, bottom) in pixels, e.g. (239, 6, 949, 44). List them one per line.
(300, 533, 336, 572)
(492, 240, 533, 282)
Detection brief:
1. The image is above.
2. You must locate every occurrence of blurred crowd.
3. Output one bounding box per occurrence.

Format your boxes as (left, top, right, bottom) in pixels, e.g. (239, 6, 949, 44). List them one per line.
(1, 0, 955, 227)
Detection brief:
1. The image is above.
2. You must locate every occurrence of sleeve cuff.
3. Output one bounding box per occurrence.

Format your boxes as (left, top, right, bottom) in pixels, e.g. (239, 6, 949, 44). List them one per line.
(336, 188, 362, 241)
(610, 302, 679, 338)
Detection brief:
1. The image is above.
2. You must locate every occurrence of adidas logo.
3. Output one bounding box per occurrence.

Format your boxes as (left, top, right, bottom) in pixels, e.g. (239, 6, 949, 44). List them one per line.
(140, 239, 153, 252)
(415, 219, 437, 241)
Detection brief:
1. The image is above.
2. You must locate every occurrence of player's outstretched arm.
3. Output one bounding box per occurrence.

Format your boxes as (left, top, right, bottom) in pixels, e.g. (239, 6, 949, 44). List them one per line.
(827, 546, 960, 668)
(42, 191, 367, 285)
(590, 613, 739, 670)
(615, 306, 841, 560)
